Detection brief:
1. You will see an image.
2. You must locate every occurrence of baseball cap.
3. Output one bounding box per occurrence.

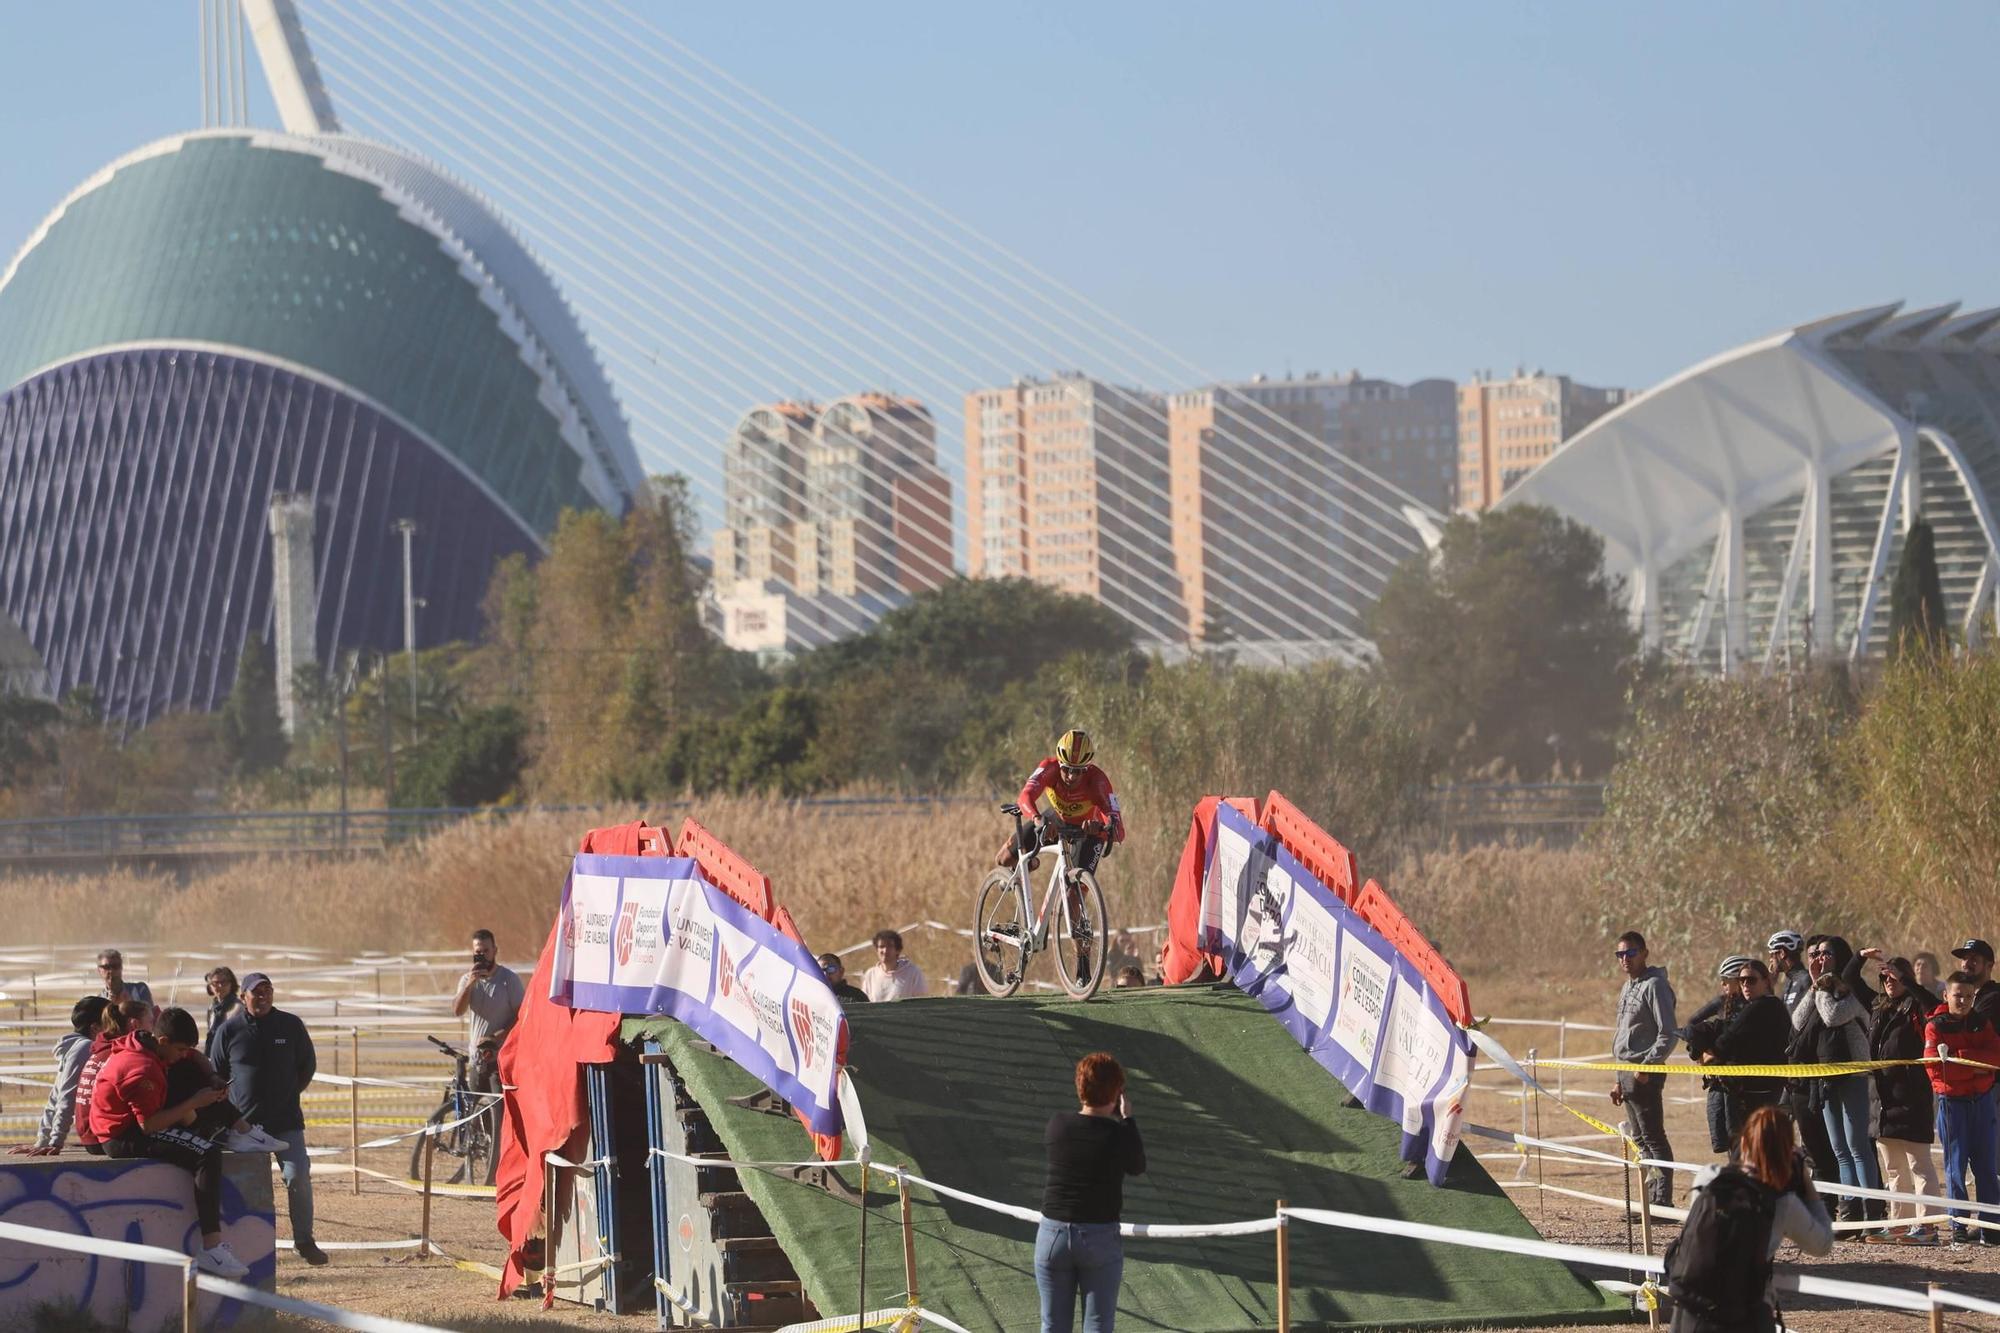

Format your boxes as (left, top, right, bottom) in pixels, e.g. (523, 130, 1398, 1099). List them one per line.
(241, 971, 274, 992)
(1951, 939, 1995, 963)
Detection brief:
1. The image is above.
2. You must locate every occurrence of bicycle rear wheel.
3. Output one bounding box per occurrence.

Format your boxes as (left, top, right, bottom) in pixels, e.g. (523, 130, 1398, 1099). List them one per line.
(1053, 870, 1109, 1001)
(973, 868, 1029, 997)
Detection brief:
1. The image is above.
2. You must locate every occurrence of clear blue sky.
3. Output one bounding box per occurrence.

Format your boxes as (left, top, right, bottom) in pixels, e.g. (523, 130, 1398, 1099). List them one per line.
(3, 1, 1995, 394)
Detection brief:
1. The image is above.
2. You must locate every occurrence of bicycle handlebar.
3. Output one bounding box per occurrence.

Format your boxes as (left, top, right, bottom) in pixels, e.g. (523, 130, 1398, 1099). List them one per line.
(426, 1034, 463, 1060)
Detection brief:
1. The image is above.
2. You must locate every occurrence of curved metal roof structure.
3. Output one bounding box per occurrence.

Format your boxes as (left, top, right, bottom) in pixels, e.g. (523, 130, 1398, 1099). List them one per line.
(0, 129, 643, 535)
(1501, 302, 2000, 668)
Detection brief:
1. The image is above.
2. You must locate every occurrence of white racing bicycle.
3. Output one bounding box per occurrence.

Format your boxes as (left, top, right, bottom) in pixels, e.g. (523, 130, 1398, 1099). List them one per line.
(972, 802, 1111, 1000)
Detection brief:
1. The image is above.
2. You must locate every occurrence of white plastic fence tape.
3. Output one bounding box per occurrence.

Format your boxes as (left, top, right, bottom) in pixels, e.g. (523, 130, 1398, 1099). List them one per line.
(0, 1218, 452, 1331)
(196, 1275, 454, 1331)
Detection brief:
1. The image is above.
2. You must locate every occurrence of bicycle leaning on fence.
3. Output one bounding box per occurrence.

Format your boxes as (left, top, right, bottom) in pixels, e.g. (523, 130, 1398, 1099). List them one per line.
(410, 1034, 498, 1186)
(972, 802, 1112, 1000)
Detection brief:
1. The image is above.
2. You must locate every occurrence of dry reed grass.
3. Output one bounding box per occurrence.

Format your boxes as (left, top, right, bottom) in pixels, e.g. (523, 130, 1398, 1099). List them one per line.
(8, 802, 1944, 1011)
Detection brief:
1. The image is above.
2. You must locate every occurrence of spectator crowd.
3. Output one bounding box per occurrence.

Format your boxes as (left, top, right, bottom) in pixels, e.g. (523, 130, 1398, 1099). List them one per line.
(10, 946, 329, 1277)
(1611, 927, 2000, 1249)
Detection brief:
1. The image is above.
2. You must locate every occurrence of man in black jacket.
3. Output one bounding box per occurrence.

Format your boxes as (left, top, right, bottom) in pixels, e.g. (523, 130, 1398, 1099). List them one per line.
(212, 972, 323, 1265)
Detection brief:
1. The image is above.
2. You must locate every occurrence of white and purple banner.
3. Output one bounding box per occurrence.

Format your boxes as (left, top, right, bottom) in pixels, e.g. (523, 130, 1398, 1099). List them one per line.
(1197, 803, 1471, 1185)
(549, 854, 847, 1135)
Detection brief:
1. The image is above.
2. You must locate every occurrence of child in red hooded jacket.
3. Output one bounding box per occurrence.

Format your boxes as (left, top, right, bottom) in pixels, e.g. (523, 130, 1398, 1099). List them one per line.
(1924, 973, 2000, 1245)
(90, 1007, 252, 1278)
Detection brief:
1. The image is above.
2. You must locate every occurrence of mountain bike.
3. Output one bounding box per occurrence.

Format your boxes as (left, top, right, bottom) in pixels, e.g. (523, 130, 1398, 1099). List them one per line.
(972, 803, 1111, 1000)
(410, 1034, 497, 1186)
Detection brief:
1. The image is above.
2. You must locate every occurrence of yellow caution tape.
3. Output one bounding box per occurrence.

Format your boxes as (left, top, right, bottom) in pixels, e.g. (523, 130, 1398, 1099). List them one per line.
(1531, 1056, 2000, 1078)
(1637, 1280, 1662, 1312)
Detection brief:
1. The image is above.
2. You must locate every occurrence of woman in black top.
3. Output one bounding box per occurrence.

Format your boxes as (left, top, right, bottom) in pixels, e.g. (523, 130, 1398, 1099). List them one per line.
(1037, 1052, 1146, 1333)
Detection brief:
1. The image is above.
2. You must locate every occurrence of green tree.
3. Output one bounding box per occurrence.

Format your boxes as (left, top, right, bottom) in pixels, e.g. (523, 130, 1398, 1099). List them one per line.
(1369, 504, 1638, 777)
(218, 635, 287, 776)
(1844, 646, 2000, 938)
(1598, 667, 1856, 950)
(1886, 518, 1949, 660)
(0, 691, 61, 793)
(797, 576, 1134, 698)
(397, 704, 527, 808)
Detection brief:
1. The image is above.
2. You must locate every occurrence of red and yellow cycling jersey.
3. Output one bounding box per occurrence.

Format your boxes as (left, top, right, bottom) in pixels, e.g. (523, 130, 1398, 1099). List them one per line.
(1018, 758, 1125, 841)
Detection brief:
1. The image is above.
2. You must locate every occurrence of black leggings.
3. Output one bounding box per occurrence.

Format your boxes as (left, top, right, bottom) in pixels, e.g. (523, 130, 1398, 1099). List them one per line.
(106, 1127, 223, 1236)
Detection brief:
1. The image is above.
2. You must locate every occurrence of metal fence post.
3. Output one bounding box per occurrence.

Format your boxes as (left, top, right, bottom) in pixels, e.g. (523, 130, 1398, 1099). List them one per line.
(1275, 1199, 1291, 1333)
(420, 1130, 436, 1257)
(1529, 1047, 1545, 1223)
(898, 1168, 918, 1305)
(350, 1030, 361, 1195)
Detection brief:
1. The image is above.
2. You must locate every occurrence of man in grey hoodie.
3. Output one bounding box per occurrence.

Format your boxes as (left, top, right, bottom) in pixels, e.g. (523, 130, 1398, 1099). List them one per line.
(1610, 929, 1678, 1209)
(10, 997, 110, 1156)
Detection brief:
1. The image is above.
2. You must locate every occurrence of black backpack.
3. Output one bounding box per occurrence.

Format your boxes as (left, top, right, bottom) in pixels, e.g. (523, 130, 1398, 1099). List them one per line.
(1664, 1167, 1778, 1325)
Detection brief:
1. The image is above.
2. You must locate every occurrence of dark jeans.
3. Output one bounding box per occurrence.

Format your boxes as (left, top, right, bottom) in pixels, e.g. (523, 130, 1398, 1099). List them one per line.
(1619, 1071, 1675, 1207)
(1940, 1092, 2000, 1230)
(1035, 1218, 1123, 1333)
(1704, 1086, 1730, 1155)
(1788, 1085, 1840, 1182)
(1723, 1087, 1781, 1151)
(106, 1126, 222, 1236)
(1820, 1074, 1883, 1193)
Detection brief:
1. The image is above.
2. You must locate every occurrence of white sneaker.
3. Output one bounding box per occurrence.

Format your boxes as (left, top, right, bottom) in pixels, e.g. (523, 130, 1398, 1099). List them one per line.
(221, 1129, 265, 1153)
(250, 1127, 290, 1152)
(196, 1242, 250, 1280)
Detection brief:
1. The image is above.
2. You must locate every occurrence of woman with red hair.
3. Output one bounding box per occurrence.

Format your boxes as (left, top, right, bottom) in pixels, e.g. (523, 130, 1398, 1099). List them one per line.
(1669, 1106, 1832, 1332)
(1036, 1051, 1146, 1333)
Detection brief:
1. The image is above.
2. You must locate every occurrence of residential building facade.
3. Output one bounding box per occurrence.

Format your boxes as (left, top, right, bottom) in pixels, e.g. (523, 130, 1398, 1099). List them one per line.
(1167, 372, 1454, 645)
(965, 374, 1181, 639)
(1457, 370, 1628, 512)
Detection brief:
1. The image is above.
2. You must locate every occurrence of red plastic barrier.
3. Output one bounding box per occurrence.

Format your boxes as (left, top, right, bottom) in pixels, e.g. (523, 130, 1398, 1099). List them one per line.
(1259, 790, 1359, 906)
(772, 904, 807, 948)
(1353, 878, 1473, 1028)
(674, 816, 774, 921)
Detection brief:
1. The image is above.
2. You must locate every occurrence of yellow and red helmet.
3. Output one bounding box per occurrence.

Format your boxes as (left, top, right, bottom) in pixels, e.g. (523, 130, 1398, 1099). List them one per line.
(1055, 728, 1094, 770)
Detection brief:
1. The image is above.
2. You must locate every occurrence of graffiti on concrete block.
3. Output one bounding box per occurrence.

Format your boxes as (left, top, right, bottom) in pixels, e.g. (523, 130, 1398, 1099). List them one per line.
(0, 1157, 276, 1332)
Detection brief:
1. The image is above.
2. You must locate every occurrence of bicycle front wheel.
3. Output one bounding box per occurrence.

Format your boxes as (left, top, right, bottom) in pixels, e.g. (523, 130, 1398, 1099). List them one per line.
(1054, 870, 1109, 1001)
(973, 867, 1029, 997)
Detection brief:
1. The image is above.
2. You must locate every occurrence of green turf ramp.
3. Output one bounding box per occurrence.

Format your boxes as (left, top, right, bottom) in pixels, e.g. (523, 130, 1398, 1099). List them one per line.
(629, 986, 1626, 1331)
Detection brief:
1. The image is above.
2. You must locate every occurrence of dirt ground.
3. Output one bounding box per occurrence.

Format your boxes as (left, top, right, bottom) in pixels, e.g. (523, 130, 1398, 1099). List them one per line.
(267, 1020, 2000, 1333)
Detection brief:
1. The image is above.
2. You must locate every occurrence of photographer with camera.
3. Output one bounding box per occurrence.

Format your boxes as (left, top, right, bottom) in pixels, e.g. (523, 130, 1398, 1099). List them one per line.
(452, 929, 524, 1114)
(1666, 1105, 1831, 1333)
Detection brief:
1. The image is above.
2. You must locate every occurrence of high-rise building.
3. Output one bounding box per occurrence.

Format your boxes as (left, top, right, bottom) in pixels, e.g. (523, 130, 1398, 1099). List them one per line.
(1457, 370, 1627, 512)
(965, 374, 1180, 639)
(0, 131, 645, 728)
(801, 394, 951, 599)
(1167, 372, 1454, 646)
(713, 394, 952, 654)
(715, 402, 816, 594)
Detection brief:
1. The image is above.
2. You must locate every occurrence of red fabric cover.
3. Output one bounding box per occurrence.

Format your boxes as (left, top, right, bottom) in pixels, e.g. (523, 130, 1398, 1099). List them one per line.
(493, 820, 661, 1298)
(1161, 798, 1223, 984)
(87, 1032, 167, 1141)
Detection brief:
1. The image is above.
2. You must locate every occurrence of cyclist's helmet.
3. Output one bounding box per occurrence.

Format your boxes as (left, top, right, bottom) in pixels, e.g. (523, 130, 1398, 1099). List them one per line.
(1766, 929, 1804, 955)
(1055, 728, 1094, 771)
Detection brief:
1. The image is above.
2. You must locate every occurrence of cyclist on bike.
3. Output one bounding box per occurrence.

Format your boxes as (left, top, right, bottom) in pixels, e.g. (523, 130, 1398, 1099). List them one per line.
(998, 728, 1125, 874)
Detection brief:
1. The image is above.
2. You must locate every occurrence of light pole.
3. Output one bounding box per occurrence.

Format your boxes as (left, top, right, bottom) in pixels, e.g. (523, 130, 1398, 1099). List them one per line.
(392, 519, 419, 726)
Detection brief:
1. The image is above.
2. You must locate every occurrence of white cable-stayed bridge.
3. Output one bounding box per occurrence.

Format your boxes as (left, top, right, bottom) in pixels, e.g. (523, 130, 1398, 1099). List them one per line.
(217, 0, 1446, 661)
